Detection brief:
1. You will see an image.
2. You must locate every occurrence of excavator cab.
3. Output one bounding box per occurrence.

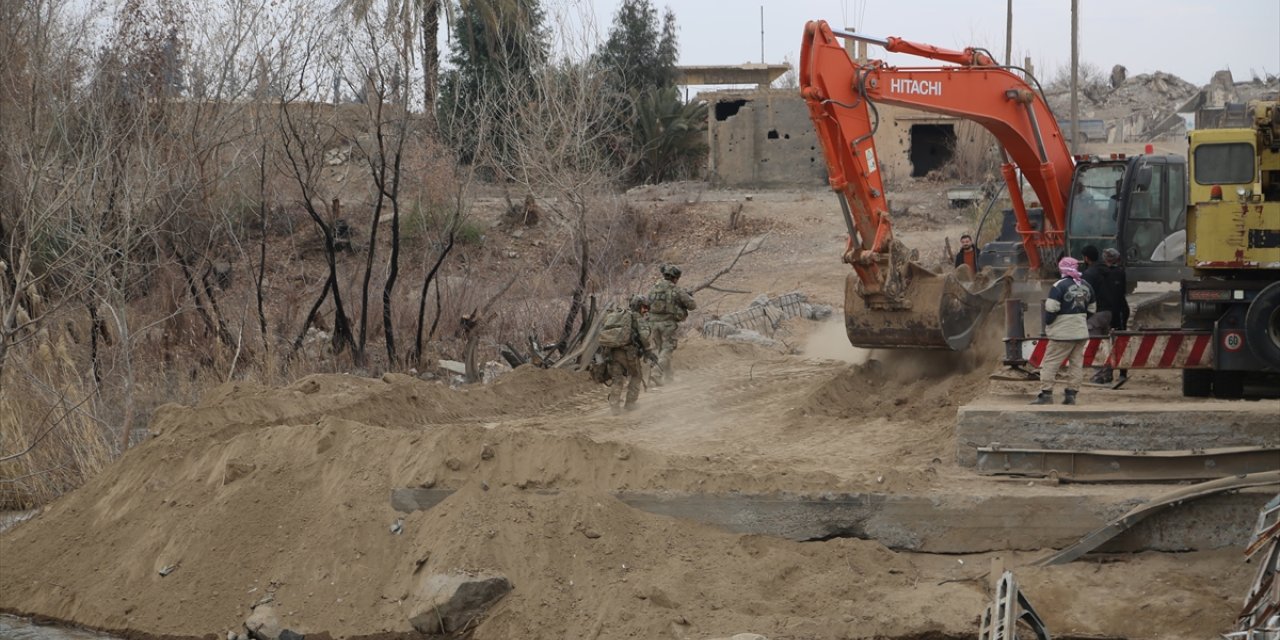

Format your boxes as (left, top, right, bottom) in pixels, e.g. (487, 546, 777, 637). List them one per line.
(981, 156, 1189, 282)
(1065, 155, 1189, 283)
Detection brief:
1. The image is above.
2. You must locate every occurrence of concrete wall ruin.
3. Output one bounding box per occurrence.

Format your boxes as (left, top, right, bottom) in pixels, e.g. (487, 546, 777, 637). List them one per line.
(703, 88, 966, 188)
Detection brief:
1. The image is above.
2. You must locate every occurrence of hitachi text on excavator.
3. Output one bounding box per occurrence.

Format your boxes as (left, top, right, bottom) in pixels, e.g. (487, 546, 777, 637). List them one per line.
(799, 20, 1187, 350)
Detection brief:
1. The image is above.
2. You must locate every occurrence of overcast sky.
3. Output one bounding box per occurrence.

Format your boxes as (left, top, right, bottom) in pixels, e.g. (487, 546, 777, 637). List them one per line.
(583, 0, 1280, 87)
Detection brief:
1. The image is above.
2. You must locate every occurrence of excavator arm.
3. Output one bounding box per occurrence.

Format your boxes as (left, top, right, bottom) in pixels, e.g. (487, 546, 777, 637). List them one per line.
(800, 20, 1074, 349)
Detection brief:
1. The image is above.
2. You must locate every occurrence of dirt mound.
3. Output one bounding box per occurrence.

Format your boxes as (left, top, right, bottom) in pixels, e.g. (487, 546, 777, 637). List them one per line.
(406, 485, 982, 640)
(0, 374, 988, 640)
(152, 365, 597, 445)
(793, 349, 991, 425)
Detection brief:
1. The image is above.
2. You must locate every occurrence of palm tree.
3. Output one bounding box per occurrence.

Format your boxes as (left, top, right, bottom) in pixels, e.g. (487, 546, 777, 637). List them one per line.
(631, 85, 707, 183)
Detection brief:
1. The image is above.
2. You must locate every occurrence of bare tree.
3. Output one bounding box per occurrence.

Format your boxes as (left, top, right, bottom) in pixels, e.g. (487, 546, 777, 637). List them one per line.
(340, 15, 418, 367)
(481, 10, 632, 355)
(276, 22, 361, 362)
(0, 0, 108, 386)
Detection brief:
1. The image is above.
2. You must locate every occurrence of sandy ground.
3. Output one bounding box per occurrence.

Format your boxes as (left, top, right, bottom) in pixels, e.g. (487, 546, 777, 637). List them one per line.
(0, 183, 1265, 639)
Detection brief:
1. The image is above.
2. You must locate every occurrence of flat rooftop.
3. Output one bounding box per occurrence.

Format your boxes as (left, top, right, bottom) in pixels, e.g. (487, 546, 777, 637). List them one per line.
(676, 63, 790, 86)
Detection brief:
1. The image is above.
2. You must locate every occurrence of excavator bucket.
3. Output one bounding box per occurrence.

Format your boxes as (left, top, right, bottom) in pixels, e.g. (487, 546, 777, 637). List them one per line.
(843, 266, 1008, 351)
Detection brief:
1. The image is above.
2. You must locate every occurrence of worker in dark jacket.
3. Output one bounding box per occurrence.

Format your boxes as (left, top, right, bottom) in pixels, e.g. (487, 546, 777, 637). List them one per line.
(1088, 247, 1131, 384)
(954, 233, 981, 271)
(1081, 246, 1114, 335)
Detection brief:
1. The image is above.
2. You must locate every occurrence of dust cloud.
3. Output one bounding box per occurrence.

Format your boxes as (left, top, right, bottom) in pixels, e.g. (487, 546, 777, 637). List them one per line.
(801, 319, 871, 364)
(800, 317, 997, 381)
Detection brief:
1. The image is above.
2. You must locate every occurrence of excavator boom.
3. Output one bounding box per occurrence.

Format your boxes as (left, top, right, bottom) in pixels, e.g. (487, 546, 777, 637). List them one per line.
(801, 20, 1077, 350)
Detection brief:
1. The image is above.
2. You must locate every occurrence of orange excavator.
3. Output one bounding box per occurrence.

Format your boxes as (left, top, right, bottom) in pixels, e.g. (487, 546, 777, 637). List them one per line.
(800, 20, 1187, 350)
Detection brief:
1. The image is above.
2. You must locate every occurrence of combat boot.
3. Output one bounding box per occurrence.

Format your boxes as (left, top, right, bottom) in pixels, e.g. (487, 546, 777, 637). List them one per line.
(1030, 390, 1053, 405)
(1062, 389, 1078, 405)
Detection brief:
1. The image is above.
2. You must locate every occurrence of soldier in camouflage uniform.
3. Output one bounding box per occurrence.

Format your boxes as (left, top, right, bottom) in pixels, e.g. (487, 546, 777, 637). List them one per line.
(647, 264, 696, 385)
(603, 295, 653, 414)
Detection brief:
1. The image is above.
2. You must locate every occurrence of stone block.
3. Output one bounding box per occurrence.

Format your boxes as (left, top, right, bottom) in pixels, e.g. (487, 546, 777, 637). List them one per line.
(408, 571, 513, 634)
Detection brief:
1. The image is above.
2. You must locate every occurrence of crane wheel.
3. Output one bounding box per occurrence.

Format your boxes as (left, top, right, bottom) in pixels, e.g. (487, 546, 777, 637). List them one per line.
(1245, 282, 1280, 370)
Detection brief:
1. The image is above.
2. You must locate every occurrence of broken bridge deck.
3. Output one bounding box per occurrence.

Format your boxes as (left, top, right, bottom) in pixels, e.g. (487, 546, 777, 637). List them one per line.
(956, 398, 1280, 468)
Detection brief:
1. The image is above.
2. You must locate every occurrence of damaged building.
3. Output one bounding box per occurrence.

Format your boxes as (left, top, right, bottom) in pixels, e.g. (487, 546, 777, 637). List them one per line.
(679, 63, 984, 188)
(698, 86, 973, 187)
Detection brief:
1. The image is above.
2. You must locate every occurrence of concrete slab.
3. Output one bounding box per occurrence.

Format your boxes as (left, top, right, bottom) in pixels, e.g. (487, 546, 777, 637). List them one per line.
(956, 402, 1280, 467)
(390, 486, 1274, 554)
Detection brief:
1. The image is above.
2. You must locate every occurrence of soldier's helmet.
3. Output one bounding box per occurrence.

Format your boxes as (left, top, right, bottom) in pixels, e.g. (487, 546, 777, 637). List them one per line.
(661, 264, 682, 280)
(629, 295, 650, 312)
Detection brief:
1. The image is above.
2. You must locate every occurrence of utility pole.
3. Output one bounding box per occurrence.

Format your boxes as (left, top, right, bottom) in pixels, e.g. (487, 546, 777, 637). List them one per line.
(760, 6, 765, 64)
(1070, 0, 1080, 151)
(1005, 0, 1013, 66)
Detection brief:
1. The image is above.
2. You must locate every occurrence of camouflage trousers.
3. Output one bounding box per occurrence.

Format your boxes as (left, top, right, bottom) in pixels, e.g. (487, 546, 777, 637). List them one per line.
(648, 319, 679, 382)
(606, 347, 642, 409)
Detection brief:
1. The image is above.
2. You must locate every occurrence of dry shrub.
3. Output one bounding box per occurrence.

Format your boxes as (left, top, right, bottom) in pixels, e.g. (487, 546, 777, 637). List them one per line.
(501, 194, 542, 227)
(403, 195, 679, 370)
(398, 137, 467, 249)
(1046, 61, 1108, 94)
(588, 196, 673, 282)
(0, 338, 114, 510)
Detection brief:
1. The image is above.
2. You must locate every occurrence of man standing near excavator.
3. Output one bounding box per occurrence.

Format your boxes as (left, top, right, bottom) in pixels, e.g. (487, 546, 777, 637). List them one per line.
(1033, 256, 1096, 406)
(953, 233, 981, 271)
(647, 264, 697, 385)
(1088, 247, 1131, 384)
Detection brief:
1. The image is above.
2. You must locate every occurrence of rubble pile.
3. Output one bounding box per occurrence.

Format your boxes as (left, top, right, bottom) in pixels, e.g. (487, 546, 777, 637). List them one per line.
(1101, 71, 1200, 109)
(702, 292, 833, 348)
(1044, 68, 1279, 143)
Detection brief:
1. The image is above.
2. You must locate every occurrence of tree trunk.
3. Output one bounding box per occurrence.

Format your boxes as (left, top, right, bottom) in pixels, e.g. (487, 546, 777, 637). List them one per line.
(382, 191, 401, 366)
(462, 313, 480, 383)
(412, 232, 455, 362)
(88, 302, 103, 388)
(0, 333, 8, 390)
(421, 0, 440, 124)
(318, 200, 358, 361)
(429, 276, 444, 341)
(327, 265, 357, 359)
(359, 173, 384, 355)
(256, 143, 270, 353)
(292, 278, 331, 353)
(115, 305, 135, 452)
(175, 250, 219, 340)
(556, 215, 589, 354)
(201, 266, 237, 348)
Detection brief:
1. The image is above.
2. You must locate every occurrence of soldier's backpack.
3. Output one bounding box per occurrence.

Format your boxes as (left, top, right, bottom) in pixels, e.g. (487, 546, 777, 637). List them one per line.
(650, 282, 682, 319)
(596, 308, 634, 348)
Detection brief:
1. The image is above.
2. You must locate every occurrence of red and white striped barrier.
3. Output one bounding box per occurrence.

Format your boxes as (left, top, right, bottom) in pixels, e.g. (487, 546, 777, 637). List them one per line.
(1023, 337, 1108, 368)
(1019, 331, 1213, 370)
(1109, 331, 1213, 369)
